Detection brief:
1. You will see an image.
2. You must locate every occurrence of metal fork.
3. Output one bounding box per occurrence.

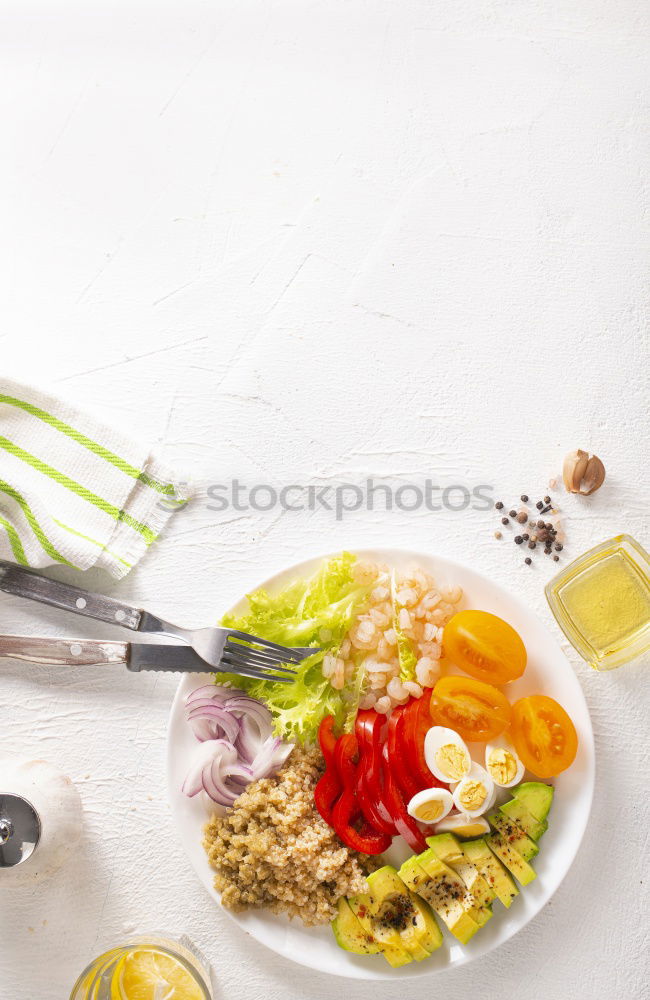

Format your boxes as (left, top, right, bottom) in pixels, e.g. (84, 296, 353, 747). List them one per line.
(0, 561, 319, 681)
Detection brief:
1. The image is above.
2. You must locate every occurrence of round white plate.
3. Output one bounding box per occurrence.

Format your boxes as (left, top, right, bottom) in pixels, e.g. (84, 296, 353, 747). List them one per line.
(166, 548, 595, 979)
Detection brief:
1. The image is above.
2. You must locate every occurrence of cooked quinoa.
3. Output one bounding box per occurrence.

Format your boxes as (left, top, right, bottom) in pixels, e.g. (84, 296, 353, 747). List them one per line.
(203, 746, 376, 925)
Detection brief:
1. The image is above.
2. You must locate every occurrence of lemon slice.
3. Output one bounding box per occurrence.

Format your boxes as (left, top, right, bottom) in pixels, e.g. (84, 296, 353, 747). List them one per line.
(111, 948, 205, 1000)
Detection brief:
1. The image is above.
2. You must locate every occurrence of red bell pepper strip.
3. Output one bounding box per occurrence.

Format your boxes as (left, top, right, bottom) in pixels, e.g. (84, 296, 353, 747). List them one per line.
(331, 734, 392, 855)
(314, 768, 341, 826)
(403, 689, 444, 789)
(386, 704, 423, 801)
(381, 743, 428, 853)
(318, 714, 338, 766)
(313, 715, 342, 825)
(355, 711, 396, 836)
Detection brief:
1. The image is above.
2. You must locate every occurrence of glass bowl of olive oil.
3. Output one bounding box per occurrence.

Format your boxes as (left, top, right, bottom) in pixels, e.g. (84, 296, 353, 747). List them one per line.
(546, 534, 650, 670)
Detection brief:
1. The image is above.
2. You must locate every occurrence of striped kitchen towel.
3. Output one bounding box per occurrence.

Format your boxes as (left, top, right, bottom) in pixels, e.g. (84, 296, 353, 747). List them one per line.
(0, 379, 189, 578)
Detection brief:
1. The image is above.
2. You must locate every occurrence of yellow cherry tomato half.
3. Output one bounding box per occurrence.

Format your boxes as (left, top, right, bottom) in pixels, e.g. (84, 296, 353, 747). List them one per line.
(429, 675, 512, 743)
(510, 694, 578, 778)
(443, 610, 526, 685)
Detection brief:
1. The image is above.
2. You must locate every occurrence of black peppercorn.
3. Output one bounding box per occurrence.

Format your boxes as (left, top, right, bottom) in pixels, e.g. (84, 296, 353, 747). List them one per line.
(553, 554, 559, 561)
(545, 522, 553, 530)
(520, 494, 529, 502)
(501, 517, 509, 525)
(495, 501, 504, 510)
(528, 540, 536, 549)
(522, 533, 529, 540)
(524, 557, 532, 565)
(537, 519, 545, 528)
(536, 501, 543, 510)
(509, 509, 517, 518)
(514, 536, 523, 545)
(544, 495, 551, 503)
(555, 543, 563, 551)
(544, 547, 552, 554)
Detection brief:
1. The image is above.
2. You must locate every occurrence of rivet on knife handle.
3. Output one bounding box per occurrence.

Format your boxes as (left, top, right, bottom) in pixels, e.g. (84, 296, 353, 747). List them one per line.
(0, 561, 142, 630)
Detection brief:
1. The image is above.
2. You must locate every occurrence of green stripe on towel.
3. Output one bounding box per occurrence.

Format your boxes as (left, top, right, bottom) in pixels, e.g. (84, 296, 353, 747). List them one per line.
(0, 436, 156, 544)
(0, 394, 179, 498)
(0, 479, 76, 566)
(54, 519, 132, 569)
(0, 515, 28, 564)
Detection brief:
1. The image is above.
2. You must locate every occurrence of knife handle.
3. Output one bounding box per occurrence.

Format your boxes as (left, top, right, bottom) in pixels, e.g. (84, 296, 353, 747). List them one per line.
(0, 635, 129, 666)
(0, 561, 142, 631)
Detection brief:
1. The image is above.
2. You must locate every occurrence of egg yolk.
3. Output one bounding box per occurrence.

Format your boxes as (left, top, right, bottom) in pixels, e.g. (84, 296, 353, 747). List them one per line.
(452, 821, 487, 837)
(458, 779, 487, 811)
(435, 743, 469, 780)
(487, 748, 518, 785)
(413, 798, 444, 821)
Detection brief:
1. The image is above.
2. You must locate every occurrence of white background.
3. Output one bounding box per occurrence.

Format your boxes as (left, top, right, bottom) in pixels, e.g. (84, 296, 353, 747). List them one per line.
(1, 1, 649, 998)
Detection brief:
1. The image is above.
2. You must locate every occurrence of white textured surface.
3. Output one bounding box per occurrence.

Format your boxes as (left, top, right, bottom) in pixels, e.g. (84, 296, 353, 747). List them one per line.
(1, 1, 648, 997)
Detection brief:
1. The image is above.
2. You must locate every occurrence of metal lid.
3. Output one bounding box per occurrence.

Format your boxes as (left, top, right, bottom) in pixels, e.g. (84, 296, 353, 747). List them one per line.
(0, 794, 41, 868)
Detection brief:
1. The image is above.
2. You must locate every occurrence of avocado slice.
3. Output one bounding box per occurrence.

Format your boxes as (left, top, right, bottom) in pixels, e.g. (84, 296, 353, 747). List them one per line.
(512, 782, 554, 823)
(487, 832, 537, 886)
(500, 797, 548, 841)
(416, 849, 488, 927)
(347, 892, 413, 968)
(407, 890, 444, 955)
(366, 867, 431, 961)
(463, 837, 519, 908)
(426, 833, 495, 924)
(331, 898, 381, 954)
(399, 852, 481, 944)
(488, 812, 539, 862)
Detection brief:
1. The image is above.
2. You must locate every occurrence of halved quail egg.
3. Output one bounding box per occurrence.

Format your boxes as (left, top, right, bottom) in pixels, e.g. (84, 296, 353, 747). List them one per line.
(452, 763, 495, 817)
(434, 813, 491, 838)
(485, 738, 525, 788)
(424, 726, 471, 783)
(407, 787, 454, 824)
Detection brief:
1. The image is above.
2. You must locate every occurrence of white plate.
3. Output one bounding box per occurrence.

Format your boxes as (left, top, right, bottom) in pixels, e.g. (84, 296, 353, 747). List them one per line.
(166, 549, 595, 979)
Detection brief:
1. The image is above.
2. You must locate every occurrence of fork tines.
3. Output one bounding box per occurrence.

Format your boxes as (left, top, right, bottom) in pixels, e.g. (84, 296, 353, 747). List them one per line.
(226, 631, 320, 663)
(226, 630, 320, 665)
(220, 633, 322, 682)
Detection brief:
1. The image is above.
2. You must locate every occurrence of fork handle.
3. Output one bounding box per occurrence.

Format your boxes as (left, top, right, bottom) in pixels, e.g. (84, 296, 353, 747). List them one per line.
(0, 635, 129, 665)
(0, 561, 143, 631)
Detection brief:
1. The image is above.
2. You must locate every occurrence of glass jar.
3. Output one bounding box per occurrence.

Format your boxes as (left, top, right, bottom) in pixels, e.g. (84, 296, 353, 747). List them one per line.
(545, 534, 650, 670)
(70, 935, 213, 1000)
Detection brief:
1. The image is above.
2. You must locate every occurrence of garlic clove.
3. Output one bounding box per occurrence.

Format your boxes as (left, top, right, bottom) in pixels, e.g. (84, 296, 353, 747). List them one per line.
(562, 449, 606, 495)
(581, 455, 606, 494)
(563, 449, 589, 493)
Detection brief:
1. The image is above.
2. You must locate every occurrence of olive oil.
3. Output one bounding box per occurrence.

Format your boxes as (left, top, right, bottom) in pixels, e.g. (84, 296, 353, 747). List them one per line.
(546, 535, 650, 670)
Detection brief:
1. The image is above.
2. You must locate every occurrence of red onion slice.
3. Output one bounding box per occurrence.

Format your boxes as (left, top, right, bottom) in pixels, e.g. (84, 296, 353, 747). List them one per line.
(182, 685, 291, 812)
(181, 740, 231, 797)
(236, 714, 267, 763)
(249, 737, 295, 780)
(186, 705, 241, 744)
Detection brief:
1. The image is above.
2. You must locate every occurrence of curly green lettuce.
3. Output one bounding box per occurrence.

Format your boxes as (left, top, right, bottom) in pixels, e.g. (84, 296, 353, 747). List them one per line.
(216, 552, 371, 743)
(395, 621, 417, 681)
